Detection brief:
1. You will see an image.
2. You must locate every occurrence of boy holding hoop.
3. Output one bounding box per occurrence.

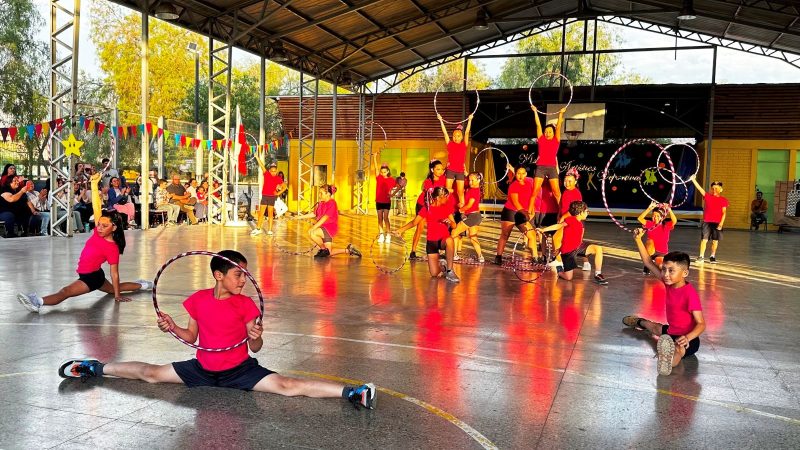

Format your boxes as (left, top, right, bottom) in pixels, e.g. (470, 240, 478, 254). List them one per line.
(59, 250, 377, 409)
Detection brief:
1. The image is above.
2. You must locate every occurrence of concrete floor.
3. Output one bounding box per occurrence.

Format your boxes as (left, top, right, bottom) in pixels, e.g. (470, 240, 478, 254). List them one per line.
(1, 214, 799, 449)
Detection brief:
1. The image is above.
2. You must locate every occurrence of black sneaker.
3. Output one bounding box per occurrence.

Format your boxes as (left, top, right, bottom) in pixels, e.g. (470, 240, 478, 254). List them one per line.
(347, 244, 362, 258)
(494, 255, 503, 265)
(642, 266, 651, 275)
(314, 249, 331, 258)
(348, 383, 377, 410)
(59, 359, 102, 379)
(709, 255, 717, 264)
(409, 251, 417, 260)
(594, 274, 608, 285)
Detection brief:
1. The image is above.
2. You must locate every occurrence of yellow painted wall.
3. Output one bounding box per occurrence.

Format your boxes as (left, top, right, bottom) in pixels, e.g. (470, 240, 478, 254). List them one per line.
(702, 139, 800, 229)
(285, 139, 449, 211)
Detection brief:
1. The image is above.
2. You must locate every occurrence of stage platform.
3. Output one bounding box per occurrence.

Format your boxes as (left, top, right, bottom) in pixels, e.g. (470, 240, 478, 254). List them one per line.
(1, 214, 799, 449)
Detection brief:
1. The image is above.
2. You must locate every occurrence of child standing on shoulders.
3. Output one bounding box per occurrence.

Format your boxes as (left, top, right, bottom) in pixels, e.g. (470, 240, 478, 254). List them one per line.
(59, 250, 376, 409)
(688, 176, 728, 264)
(624, 229, 706, 376)
(296, 185, 362, 258)
(17, 172, 151, 313)
(536, 201, 608, 285)
(437, 113, 473, 208)
(636, 201, 677, 275)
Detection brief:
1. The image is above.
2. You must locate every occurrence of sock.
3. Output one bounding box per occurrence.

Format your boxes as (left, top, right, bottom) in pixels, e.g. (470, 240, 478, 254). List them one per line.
(342, 386, 354, 399)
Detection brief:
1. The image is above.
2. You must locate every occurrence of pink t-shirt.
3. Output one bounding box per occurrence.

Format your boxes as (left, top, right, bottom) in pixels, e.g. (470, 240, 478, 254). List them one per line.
(504, 177, 534, 211)
(416, 177, 446, 206)
(426, 201, 453, 241)
(183, 289, 261, 371)
(561, 215, 584, 254)
(375, 175, 396, 203)
(462, 187, 481, 214)
(559, 187, 583, 217)
(645, 220, 675, 254)
(537, 136, 560, 166)
(703, 193, 729, 223)
(447, 141, 467, 172)
(665, 282, 702, 336)
(316, 199, 339, 238)
(76, 229, 120, 274)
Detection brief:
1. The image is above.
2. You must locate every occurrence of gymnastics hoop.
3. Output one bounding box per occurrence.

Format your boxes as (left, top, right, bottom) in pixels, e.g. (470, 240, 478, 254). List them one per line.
(656, 143, 700, 184)
(433, 83, 480, 125)
(152, 251, 265, 352)
(273, 219, 318, 256)
(600, 139, 676, 233)
(369, 234, 408, 275)
(509, 231, 551, 283)
(528, 72, 574, 115)
(638, 167, 689, 209)
(472, 147, 510, 185)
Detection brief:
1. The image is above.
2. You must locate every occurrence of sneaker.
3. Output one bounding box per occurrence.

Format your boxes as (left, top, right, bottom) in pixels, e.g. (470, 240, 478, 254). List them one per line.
(695, 256, 705, 264)
(135, 279, 154, 291)
(385, 234, 391, 244)
(347, 244, 362, 257)
(266, 230, 273, 236)
(409, 251, 417, 260)
(250, 228, 263, 236)
(17, 292, 43, 313)
(314, 249, 331, 258)
(622, 315, 642, 329)
(348, 383, 377, 410)
(439, 259, 448, 276)
(709, 255, 717, 264)
(59, 358, 102, 379)
(642, 266, 651, 276)
(477, 256, 485, 263)
(494, 255, 503, 265)
(377, 233, 385, 243)
(656, 335, 676, 376)
(594, 274, 608, 285)
(445, 269, 460, 283)
(582, 261, 591, 271)
(453, 253, 462, 262)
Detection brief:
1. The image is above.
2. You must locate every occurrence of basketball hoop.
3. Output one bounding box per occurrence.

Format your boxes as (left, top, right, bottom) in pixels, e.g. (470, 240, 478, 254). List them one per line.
(566, 132, 580, 148)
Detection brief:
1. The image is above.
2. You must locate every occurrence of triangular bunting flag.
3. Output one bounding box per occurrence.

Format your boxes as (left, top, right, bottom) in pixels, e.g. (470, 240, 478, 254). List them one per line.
(157, 128, 164, 139)
(122, 127, 129, 139)
(97, 123, 106, 136)
(131, 126, 137, 137)
(112, 126, 118, 138)
(137, 124, 145, 136)
(34, 123, 43, 139)
(79, 116, 85, 130)
(0, 128, 7, 141)
(146, 123, 152, 135)
(26, 125, 35, 139)
(164, 130, 170, 140)
(41, 122, 50, 136)
(9, 127, 17, 140)
(174, 133, 180, 146)
(180, 135, 187, 147)
(206, 140, 212, 150)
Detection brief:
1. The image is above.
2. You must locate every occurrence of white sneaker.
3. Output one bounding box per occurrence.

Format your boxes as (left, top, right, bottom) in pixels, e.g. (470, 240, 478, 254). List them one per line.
(582, 262, 591, 271)
(439, 258, 448, 275)
(377, 233, 385, 243)
(266, 230, 273, 236)
(445, 269, 460, 283)
(250, 228, 263, 236)
(17, 292, 43, 313)
(453, 253, 462, 261)
(385, 234, 391, 244)
(477, 256, 485, 263)
(135, 279, 154, 291)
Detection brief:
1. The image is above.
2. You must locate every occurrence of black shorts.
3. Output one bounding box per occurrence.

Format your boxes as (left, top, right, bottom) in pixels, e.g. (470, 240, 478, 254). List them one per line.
(426, 239, 447, 254)
(78, 269, 107, 292)
(535, 212, 558, 228)
(463, 212, 482, 227)
(453, 211, 463, 224)
(172, 357, 275, 390)
(561, 243, 590, 272)
(321, 228, 333, 243)
(260, 195, 277, 206)
(501, 207, 530, 226)
(415, 202, 424, 216)
(662, 325, 700, 358)
(375, 202, 391, 211)
(445, 169, 465, 181)
(535, 165, 558, 179)
(701, 222, 722, 241)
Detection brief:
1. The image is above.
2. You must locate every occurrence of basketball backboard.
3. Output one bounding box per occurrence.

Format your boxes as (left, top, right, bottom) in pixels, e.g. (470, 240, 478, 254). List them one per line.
(545, 103, 606, 140)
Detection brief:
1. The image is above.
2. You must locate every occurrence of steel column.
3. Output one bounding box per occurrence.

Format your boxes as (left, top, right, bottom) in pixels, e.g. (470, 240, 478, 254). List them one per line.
(140, 1, 150, 229)
(297, 71, 319, 213)
(207, 37, 233, 224)
(354, 83, 375, 214)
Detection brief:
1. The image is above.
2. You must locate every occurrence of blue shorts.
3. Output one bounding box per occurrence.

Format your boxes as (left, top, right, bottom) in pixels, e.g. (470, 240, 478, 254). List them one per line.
(172, 357, 275, 390)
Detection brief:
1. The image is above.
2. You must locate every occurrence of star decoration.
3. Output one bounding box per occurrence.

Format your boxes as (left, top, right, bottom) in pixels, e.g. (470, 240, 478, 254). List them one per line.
(63, 133, 84, 157)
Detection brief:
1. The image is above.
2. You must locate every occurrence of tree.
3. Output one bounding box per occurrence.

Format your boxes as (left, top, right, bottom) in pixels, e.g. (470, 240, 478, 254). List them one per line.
(396, 60, 492, 93)
(0, 0, 48, 175)
(495, 21, 649, 89)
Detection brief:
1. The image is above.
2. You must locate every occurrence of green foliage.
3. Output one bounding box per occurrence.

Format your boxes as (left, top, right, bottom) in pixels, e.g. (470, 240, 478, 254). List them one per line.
(396, 60, 492, 93)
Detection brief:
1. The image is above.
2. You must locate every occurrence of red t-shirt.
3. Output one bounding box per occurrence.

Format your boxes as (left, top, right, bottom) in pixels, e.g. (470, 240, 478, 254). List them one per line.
(645, 220, 675, 254)
(447, 141, 468, 173)
(375, 175, 396, 203)
(76, 229, 120, 274)
(537, 135, 560, 166)
(262, 172, 283, 196)
(703, 193, 729, 223)
(462, 187, 481, 214)
(559, 187, 583, 217)
(504, 177, 534, 211)
(426, 202, 452, 241)
(665, 282, 702, 336)
(316, 199, 339, 237)
(560, 215, 584, 254)
(416, 177, 446, 206)
(183, 288, 261, 371)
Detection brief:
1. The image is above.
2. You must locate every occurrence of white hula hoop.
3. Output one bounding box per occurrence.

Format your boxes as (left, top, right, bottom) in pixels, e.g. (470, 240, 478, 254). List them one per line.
(528, 72, 574, 115)
(473, 147, 510, 185)
(657, 143, 700, 183)
(434, 83, 480, 125)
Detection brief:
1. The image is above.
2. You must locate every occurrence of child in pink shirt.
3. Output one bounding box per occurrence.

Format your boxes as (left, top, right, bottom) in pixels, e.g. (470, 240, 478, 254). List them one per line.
(624, 229, 707, 376)
(296, 185, 362, 258)
(58, 250, 377, 410)
(17, 172, 150, 313)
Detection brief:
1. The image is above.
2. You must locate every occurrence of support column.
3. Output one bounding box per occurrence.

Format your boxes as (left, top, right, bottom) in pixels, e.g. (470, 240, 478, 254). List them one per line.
(258, 56, 266, 197)
(48, 0, 80, 236)
(705, 46, 718, 186)
(140, 1, 150, 229)
(194, 123, 204, 178)
(354, 83, 375, 214)
(207, 37, 233, 224)
(156, 116, 164, 179)
(331, 80, 337, 183)
(297, 71, 318, 213)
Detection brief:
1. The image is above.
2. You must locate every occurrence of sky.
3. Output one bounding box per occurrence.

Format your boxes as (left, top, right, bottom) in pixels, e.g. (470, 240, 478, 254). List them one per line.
(33, 0, 799, 86)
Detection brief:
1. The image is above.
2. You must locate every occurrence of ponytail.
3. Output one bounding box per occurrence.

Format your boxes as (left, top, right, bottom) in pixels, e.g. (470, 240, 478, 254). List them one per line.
(102, 210, 126, 255)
